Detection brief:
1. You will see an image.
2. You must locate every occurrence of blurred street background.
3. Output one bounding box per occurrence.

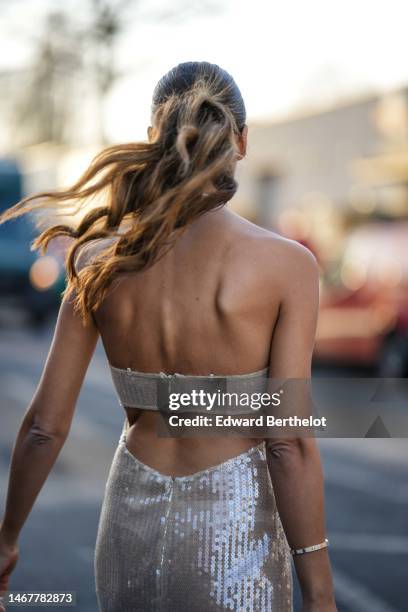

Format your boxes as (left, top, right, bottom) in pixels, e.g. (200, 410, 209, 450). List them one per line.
(1, 0, 407, 610)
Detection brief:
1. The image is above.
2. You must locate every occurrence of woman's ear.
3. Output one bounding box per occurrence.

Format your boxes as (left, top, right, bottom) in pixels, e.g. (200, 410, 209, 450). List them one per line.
(237, 124, 248, 159)
(147, 125, 153, 141)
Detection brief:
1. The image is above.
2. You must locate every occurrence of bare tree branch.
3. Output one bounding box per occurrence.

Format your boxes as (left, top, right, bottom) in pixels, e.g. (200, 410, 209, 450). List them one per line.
(1, 0, 230, 146)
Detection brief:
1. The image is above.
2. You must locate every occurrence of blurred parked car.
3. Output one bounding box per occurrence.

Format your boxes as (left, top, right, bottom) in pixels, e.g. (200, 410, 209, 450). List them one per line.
(314, 220, 408, 376)
(0, 159, 65, 324)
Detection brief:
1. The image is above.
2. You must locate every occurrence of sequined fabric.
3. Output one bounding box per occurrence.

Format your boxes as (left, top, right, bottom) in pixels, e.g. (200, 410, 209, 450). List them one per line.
(94, 421, 293, 611)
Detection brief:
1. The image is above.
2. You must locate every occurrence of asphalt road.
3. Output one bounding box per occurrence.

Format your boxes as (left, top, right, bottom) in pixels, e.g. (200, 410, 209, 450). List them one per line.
(0, 314, 407, 612)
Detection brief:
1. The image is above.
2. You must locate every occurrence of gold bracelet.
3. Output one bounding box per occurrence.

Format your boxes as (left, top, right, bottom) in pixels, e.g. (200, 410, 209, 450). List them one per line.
(290, 538, 329, 556)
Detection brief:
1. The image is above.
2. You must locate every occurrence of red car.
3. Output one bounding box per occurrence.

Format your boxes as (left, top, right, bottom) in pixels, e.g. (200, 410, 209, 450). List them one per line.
(314, 221, 408, 376)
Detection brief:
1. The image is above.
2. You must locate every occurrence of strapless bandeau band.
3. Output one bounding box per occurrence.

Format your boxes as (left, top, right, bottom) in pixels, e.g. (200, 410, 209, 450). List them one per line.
(109, 365, 269, 414)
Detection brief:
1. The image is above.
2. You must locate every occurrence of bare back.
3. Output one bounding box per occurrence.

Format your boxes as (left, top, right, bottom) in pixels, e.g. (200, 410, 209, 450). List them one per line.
(93, 206, 313, 476)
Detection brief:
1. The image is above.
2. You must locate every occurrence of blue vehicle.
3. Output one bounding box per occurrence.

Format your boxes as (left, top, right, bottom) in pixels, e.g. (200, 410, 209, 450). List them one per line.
(0, 159, 65, 324)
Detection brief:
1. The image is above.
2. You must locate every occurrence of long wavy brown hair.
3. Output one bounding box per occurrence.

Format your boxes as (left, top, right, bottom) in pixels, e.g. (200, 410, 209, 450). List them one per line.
(0, 62, 247, 323)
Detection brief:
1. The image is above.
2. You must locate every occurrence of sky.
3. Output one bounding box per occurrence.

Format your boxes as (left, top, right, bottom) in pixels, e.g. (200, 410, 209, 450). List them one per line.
(1, 0, 408, 141)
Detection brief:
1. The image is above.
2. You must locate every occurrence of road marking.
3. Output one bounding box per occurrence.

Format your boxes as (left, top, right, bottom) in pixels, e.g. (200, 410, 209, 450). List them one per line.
(331, 532, 408, 555)
(323, 461, 408, 504)
(333, 566, 400, 612)
(319, 439, 408, 469)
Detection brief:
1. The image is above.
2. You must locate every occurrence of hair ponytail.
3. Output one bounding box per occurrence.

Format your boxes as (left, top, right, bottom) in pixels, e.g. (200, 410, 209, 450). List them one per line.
(0, 62, 246, 323)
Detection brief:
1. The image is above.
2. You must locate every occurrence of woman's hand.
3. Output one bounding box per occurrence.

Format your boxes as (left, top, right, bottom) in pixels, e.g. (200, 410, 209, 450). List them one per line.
(0, 528, 19, 612)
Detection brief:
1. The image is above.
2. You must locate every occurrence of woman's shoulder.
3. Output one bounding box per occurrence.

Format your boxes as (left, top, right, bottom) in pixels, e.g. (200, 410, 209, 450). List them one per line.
(227, 212, 318, 278)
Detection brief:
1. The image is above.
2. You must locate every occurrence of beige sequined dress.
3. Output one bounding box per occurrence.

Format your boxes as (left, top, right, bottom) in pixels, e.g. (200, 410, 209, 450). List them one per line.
(94, 367, 293, 611)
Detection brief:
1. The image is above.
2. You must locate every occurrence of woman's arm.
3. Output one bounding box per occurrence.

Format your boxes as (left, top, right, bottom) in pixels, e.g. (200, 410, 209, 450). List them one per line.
(0, 288, 99, 547)
(266, 241, 336, 611)
(0, 238, 100, 549)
